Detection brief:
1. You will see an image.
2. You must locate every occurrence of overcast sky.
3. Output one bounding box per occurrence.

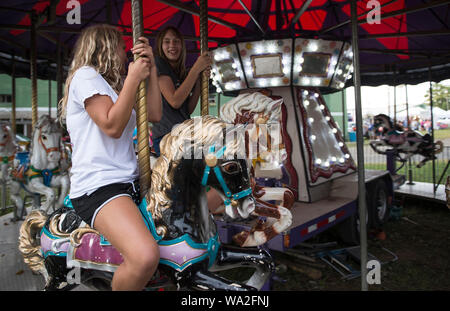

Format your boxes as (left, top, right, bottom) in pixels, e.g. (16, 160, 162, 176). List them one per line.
(346, 79, 450, 118)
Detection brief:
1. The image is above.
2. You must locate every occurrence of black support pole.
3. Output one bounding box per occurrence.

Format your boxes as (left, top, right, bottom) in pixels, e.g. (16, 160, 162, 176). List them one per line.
(351, 0, 368, 292)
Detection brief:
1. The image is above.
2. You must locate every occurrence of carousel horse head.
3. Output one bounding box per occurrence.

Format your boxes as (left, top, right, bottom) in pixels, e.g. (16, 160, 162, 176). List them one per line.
(31, 115, 63, 165)
(0, 122, 17, 158)
(220, 92, 287, 174)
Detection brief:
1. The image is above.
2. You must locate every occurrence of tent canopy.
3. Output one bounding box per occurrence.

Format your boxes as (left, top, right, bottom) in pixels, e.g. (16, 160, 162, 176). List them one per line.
(0, 0, 449, 87)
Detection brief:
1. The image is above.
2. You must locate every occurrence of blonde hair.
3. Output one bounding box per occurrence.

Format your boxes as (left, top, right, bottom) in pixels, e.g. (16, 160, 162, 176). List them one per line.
(156, 26, 187, 80)
(58, 24, 124, 121)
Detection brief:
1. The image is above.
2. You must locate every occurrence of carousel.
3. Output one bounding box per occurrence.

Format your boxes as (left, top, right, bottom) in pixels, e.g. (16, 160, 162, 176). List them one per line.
(0, 0, 449, 292)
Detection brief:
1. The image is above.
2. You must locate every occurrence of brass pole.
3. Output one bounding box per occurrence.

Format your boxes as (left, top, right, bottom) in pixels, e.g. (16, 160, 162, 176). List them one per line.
(30, 11, 38, 128)
(199, 0, 209, 116)
(131, 0, 151, 199)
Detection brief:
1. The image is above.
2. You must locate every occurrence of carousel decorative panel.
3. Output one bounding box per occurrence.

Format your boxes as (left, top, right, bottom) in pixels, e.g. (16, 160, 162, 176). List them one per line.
(292, 39, 344, 88)
(210, 44, 246, 93)
(297, 88, 356, 184)
(237, 39, 293, 88)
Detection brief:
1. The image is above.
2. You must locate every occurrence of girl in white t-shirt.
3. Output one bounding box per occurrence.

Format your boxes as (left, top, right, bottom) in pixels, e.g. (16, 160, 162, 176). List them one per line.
(59, 24, 162, 291)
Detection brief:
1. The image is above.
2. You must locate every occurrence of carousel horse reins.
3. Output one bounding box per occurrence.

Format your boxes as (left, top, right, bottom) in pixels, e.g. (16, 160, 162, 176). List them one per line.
(201, 145, 252, 209)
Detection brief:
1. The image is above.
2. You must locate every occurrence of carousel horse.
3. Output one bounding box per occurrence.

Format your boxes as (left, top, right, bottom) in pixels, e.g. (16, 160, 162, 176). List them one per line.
(219, 92, 294, 210)
(369, 114, 443, 168)
(10, 115, 70, 215)
(19, 116, 283, 291)
(0, 122, 17, 183)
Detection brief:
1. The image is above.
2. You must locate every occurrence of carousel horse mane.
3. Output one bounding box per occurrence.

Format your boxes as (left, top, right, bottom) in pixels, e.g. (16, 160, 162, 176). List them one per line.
(147, 115, 245, 221)
(220, 92, 282, 124)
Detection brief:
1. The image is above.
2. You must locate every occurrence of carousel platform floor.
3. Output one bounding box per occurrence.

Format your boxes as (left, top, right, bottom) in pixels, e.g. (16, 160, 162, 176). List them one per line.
(0, 208, 90, 291)
(395, 181, 447, 204)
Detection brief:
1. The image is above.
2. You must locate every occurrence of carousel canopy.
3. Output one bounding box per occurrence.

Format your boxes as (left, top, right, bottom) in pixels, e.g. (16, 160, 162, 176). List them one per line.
(0, 0, 449, 88)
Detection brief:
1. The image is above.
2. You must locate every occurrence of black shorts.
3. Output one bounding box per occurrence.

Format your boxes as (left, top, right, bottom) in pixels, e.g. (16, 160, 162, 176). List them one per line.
(71, 180, 140, 228)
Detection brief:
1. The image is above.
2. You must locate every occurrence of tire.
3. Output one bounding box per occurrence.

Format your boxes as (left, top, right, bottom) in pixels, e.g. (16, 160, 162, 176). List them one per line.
(370, 180, 391, 228)
(333, 196, 369, 246)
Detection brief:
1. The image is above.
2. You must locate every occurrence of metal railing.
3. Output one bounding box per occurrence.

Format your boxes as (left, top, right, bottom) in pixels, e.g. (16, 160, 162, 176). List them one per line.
(348, 141, 449, 186)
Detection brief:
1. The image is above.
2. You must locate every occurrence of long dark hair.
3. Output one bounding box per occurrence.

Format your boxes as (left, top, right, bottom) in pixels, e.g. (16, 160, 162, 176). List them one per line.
(155, 26, 187, 79)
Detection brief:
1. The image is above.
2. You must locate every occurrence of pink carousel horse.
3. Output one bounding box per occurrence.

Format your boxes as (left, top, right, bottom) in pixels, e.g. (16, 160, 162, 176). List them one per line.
(370, 114, 443, 168)
(10, 115, 70, 215)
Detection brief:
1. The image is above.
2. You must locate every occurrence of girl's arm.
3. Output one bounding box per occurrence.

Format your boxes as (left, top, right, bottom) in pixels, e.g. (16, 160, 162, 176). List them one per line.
(146, 67, 162, 122)
(159, 52, 211, 110)
(188, 78, 200, 114)
(85, 57, 150, 139)
(187, 66, 211, 115)
(131, 37, 162, 122)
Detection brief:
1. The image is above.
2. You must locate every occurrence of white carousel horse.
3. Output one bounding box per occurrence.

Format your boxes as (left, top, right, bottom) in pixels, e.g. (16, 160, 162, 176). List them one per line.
(0, 122, 17, 183)
(19, 116, 278, 291)
(10, 115, 70, 215)
(370, 114, 443, 168)
(219, 92, 294, 210)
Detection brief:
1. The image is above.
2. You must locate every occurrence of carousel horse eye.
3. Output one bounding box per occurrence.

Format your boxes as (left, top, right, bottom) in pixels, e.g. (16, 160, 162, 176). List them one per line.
(221, 162, 240, 174)
(42, 135, 47, 140)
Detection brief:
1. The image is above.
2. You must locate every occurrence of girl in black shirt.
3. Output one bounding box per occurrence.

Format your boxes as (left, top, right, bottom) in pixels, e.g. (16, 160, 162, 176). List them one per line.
(152, 26, 212, 156)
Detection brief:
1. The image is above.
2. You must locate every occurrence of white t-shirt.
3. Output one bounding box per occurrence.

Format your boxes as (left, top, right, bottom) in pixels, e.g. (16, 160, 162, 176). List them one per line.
(67, 66, 138, 198)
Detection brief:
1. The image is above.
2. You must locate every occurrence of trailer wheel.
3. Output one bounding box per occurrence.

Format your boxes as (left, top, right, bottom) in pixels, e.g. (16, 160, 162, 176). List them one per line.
(370, 179, 391, 228)
(333, 195, 369, 246)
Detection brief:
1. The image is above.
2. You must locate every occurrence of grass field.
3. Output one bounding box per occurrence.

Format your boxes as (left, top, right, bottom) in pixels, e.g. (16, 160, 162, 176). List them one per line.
(365, 160, 449, 184)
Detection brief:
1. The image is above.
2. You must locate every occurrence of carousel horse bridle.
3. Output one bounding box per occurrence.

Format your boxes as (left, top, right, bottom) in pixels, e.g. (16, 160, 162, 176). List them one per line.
(201, 145, 252, 210)
(38, 127, 61, 155)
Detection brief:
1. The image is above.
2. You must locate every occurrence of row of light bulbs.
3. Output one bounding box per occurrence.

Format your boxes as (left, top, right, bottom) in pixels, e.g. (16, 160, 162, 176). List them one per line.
(211, 40, 354, 92)
(302, 91, 351, 168)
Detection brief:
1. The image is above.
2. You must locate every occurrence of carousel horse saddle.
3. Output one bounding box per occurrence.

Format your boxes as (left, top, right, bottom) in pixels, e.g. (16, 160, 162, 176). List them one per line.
(386, 131, 406, 145)
(41, 196, 220, 274)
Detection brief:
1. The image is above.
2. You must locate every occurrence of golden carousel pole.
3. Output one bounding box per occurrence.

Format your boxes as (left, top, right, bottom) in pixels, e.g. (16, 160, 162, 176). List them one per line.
(131, 0, 151, 199)
(30, 11, 38, 129)
(199, 0, 209, 116)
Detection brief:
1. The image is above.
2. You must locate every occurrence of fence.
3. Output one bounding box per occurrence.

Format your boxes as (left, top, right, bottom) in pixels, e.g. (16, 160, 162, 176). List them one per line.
(348, 142, 449, 186)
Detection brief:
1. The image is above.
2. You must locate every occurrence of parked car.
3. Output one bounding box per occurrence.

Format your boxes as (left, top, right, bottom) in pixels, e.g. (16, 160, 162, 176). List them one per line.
(436, 118, 450, 129)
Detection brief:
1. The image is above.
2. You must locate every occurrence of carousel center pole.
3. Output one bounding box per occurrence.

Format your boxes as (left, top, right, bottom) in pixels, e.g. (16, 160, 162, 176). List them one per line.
(131, 0, 151, 199)
(199, 0, 209, 116)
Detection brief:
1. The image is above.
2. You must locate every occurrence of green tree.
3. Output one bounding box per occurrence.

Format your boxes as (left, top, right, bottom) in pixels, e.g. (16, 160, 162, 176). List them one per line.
(424, 83, 450, 110)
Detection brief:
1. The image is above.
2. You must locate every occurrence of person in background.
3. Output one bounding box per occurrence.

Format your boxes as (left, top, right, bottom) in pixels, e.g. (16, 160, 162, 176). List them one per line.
(151, 25, 211, 156)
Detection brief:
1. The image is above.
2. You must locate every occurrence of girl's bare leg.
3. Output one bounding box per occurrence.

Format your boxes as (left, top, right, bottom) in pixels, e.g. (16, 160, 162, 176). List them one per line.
(94, 196, 159, 291)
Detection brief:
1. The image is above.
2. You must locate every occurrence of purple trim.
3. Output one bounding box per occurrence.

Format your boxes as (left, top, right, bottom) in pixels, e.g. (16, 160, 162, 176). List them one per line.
(73, 233, 123, 266)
